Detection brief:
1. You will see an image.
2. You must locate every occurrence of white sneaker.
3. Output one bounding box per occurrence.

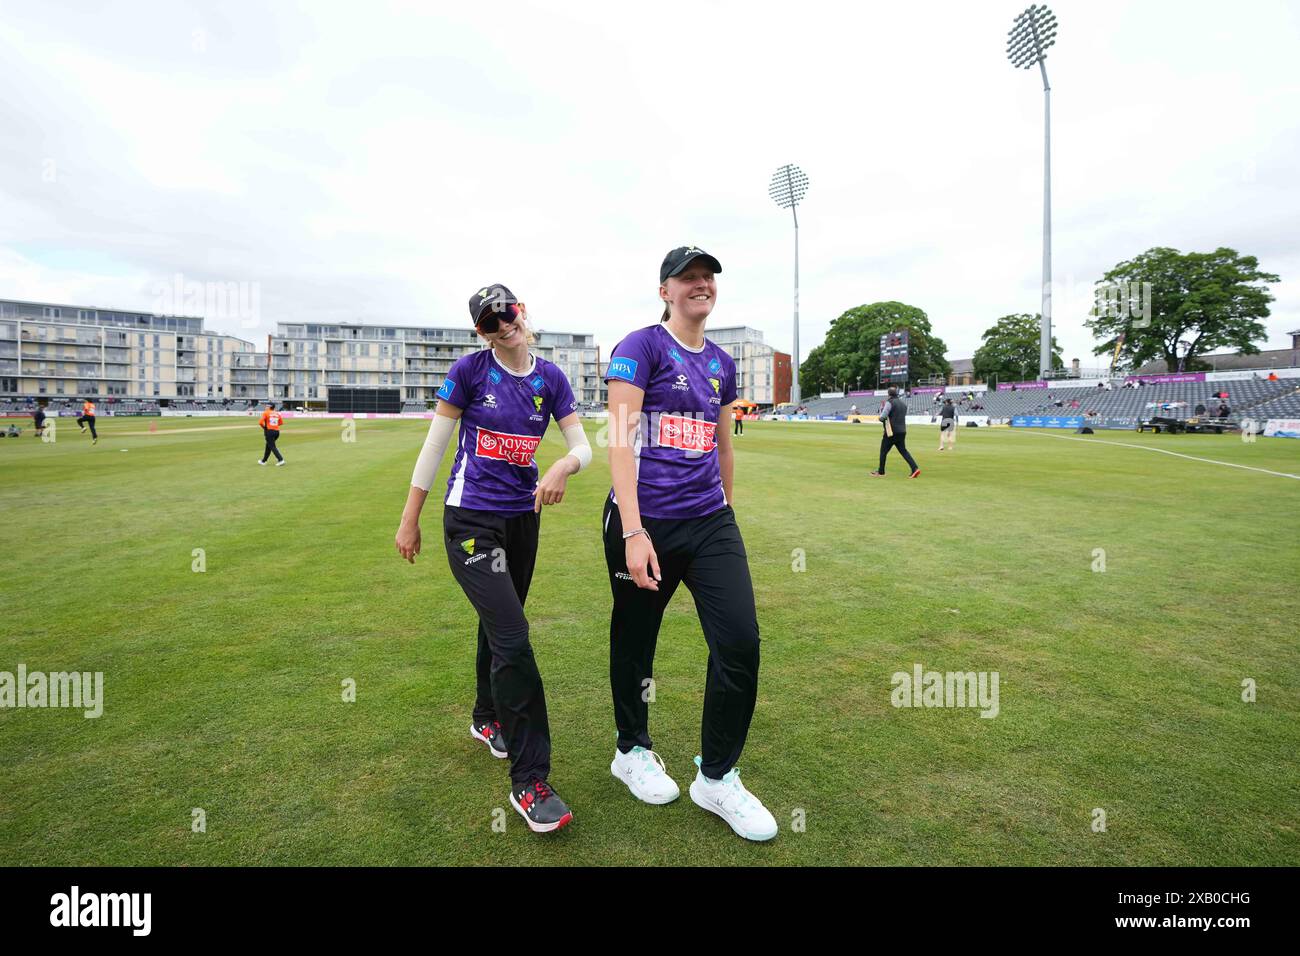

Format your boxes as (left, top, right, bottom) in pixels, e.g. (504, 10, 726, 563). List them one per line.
(257, 459, 266, 465)
(688, 756, 778, 841)
(611, 746, 680, 804)
(276, 459, 286, 466)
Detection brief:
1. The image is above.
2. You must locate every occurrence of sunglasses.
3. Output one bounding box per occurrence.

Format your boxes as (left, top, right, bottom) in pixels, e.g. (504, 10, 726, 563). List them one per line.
(475, 303, 520, 334)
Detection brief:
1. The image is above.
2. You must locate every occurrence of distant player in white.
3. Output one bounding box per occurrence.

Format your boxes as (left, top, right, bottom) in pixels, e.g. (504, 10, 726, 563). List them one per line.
(938, 397, 957, 451)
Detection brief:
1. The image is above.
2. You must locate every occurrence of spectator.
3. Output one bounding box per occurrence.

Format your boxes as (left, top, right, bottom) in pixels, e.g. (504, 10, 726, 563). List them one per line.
(1218, 402, 1230, 418)
(1195, 402, 1206, 416)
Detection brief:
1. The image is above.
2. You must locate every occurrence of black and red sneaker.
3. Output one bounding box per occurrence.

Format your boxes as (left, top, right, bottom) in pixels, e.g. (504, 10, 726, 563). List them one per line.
(869, 470, 885, 477)
(510, 779, 573, 833)
(470, 720, 508, 759)
(909, 468, 921, 479)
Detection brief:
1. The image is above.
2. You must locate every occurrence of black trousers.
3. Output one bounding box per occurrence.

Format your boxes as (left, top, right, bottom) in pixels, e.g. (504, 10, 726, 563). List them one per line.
(261, 429, 283, 462)
(443, 505, 549, 788)
(733, 417, 743, 435)
(878, 433, 918, 473)
(78, 415, 97, 439)
(603, 497, 760, 780)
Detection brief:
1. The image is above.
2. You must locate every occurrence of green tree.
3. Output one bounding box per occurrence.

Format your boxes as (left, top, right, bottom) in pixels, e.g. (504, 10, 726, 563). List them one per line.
(800, 301, 950, 395)
(971, 313, 1063, 386)
(1084, 247, 1278, 372)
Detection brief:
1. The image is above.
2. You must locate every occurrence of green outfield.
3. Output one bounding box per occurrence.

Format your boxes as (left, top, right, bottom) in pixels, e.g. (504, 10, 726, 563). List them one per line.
(1, 414, 1297, 866)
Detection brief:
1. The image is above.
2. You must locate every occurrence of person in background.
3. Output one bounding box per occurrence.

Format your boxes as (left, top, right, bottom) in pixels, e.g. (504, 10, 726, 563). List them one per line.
(1195, 402, 1207, 416)
(938, 397, 958, 451)
(1218, 402, 1231, 418)
(258, 402, 285, 465)
(77, 398, 98, 444)
(733, 402, 744, 436)
(870, 386, 920, 478)
(33, 404, 46, 438)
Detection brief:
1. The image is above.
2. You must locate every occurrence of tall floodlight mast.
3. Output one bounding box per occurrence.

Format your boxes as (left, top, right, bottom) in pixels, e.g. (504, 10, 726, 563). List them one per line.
(1007, 5, 1059, 379)
(769, 164, 810, 405)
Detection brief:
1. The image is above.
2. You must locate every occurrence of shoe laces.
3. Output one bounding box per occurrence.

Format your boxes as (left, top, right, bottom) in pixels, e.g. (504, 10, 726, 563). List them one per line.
(532, 779, 553, 801)
(719, 768, 753, 809)
(631, 746, 667, 776)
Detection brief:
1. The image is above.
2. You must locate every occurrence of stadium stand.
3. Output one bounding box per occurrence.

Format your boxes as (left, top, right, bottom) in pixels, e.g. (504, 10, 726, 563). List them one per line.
(776, 378, 1299, 425)
(1243, 386, 1300, 421)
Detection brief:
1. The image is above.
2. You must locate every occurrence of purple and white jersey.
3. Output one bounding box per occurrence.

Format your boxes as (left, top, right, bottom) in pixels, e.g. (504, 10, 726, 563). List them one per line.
(438, 350, 578, 513)
(604, 323, 738, 519)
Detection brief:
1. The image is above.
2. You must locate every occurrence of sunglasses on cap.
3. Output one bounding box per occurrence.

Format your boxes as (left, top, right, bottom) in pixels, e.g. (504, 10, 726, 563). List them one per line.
(475, 303, 520, 334)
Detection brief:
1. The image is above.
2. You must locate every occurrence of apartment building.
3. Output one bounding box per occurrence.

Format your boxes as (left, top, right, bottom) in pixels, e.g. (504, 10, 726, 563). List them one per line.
(0, 298, 256, 401)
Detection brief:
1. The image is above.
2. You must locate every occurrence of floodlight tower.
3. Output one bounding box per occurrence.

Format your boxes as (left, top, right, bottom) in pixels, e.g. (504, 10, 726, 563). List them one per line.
(1007, 5, 1058, 380)
(769, 164, 809, 405)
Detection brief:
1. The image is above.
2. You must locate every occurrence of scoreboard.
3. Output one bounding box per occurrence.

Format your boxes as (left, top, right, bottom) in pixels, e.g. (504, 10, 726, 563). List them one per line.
(879, 330, 909, 385)
(327, 387, 401, 414)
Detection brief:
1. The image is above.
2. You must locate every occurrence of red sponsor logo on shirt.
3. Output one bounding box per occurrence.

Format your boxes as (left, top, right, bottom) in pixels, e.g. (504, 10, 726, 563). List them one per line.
(657, 413, 717, 454)
(475, 427, 541, 467)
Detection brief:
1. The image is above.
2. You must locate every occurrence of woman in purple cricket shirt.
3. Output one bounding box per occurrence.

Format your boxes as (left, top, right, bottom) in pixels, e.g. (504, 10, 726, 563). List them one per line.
(395, 283, 592, 835)
(602, 246, 778, 842)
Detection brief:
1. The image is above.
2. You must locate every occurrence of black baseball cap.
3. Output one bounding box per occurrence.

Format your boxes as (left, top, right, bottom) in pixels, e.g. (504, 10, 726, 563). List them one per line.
(468, 284, 518, 324)
(660, 246, 722, 284)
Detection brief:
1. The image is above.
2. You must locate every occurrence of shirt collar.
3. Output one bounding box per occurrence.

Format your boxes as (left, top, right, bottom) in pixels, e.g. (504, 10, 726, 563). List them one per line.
(490, 348, 537, 379)
(659, 323, 706, 354)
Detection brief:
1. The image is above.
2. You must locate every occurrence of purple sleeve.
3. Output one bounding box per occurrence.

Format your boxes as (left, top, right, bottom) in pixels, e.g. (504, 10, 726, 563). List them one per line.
(437, 355, 473, 409)
(548, 364, 579, 423)
(605, 329, 655, 391)
(720, 352, 738, 406)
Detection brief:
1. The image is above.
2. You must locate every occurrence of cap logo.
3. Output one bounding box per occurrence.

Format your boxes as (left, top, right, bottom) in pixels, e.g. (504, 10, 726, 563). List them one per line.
(477, 289, 489, 299)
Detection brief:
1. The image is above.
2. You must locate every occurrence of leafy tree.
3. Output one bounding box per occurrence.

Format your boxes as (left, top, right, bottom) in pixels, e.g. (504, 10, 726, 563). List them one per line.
(1084, 247, 1278, 372)
(800, 302, 950, 394)
(971, 313, 1063, 385)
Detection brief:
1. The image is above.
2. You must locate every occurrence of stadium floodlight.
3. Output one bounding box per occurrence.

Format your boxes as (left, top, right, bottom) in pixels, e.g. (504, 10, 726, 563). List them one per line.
(769, 164, 809, 405)
(1007, 4, 1058, 380)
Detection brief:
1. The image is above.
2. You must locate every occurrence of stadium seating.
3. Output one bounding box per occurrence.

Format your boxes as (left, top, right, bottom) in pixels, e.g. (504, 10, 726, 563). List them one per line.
(1243, 386, 1300, 421)
(769, 377, 1298, 426)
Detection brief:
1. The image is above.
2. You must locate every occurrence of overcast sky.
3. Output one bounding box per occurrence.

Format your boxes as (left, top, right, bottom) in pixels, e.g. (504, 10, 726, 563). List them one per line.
(3, 0, 1298, 373)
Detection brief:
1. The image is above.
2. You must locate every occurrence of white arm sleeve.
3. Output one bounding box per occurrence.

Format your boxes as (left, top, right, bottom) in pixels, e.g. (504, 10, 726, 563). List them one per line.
(561, 421, 592, 471)
(410, 414, 457, 491)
